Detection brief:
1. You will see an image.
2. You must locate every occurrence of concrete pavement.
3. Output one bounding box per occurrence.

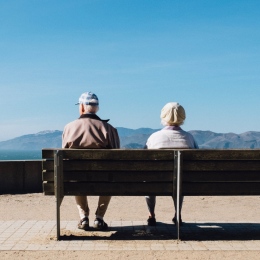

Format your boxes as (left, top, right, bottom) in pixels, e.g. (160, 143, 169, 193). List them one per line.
(1, 220, 260, 251)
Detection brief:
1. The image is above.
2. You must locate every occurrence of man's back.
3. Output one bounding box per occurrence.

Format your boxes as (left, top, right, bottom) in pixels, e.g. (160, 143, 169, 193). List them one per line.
(62, 114, 120, 149)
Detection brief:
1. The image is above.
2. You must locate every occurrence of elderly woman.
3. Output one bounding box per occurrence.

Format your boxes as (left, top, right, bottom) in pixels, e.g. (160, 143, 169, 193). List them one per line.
(145, 102, 198, 226)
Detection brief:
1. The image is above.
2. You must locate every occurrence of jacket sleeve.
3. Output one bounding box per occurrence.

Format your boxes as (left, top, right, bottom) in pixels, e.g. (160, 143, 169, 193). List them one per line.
(108, 125, 120, 149)
(62, 125, 74, 148)
(62, 127, 69, 148)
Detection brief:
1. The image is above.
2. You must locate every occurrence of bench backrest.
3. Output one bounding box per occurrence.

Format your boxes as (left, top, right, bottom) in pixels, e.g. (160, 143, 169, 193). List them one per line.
(42, 149, 177, 196)
(42, 149, 260, 197)
(180, 150, 260, 196)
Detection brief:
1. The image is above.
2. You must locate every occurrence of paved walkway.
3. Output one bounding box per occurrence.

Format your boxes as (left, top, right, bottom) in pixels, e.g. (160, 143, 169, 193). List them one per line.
(0, 220, 260, 251)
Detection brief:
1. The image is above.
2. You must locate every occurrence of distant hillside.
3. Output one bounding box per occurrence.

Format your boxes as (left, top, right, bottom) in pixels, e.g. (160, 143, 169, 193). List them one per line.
(0, 128, 260, 150)
(190, 130, 260, 149)
(118, 127, 160, 148)
(0, 130, 62, 150)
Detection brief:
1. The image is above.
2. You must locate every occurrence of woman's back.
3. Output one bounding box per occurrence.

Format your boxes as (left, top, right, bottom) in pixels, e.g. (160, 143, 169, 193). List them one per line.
(146, 126, 198, 149)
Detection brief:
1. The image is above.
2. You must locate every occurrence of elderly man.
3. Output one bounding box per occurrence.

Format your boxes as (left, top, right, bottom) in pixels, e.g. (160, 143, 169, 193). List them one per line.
(62, 91, 120, 230)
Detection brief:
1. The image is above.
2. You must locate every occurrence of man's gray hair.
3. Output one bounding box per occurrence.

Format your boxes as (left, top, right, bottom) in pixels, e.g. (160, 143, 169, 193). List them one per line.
(84, 104, 99, 114)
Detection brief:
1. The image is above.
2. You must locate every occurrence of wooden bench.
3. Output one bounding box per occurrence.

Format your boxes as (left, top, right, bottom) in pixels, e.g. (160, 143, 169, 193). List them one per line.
(42, 148, 178, 240)
(42, 148, 260, 240)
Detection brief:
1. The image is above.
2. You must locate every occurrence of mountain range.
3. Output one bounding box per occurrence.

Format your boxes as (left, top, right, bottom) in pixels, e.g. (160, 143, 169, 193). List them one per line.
(0, 128, 260, 150)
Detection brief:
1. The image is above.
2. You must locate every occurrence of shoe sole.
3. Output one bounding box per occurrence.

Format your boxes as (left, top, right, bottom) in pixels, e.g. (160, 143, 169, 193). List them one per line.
(78, 223, 89, 230)
(93, 223, 108, 230)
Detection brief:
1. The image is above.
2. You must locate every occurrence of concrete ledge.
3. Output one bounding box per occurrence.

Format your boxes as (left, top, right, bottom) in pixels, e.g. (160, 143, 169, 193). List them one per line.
(0, 160, 42, 194)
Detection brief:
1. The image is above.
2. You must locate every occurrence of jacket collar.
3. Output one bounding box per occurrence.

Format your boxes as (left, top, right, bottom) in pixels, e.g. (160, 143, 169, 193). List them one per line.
(79, 113, 110, 122)
(163, 126, 182, 130)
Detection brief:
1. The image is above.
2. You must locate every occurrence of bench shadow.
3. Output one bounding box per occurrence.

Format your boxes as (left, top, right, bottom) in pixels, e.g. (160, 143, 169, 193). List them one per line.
(180, 222, 260, 241)
(59, 222, 260, 241)
(60, 222, 176, 241)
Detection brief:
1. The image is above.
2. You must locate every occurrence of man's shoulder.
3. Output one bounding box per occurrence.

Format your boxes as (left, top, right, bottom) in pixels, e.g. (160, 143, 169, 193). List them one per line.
(64, 118, 81, 129)
(105, 121, 116, 128)
(104, 122, 118, 133)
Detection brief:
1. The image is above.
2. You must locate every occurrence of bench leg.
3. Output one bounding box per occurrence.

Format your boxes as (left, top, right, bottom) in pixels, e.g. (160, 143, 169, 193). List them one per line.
(54, 150, 64, 240)
(176, 150, 182, 241)
(56, 194, 64, 240)
(56, 198, 61, 240)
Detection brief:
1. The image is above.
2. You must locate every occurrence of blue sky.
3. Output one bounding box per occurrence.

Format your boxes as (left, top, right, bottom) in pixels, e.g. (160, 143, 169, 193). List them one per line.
(0, 0, 260, 141)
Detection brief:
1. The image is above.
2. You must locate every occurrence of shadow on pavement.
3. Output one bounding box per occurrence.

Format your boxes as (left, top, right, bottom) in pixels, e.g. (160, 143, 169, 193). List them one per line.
(57, 222, 260, 241)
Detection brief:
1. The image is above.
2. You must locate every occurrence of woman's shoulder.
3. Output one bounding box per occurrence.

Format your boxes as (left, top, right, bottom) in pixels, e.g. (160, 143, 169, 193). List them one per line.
(149, 129, 165, 138)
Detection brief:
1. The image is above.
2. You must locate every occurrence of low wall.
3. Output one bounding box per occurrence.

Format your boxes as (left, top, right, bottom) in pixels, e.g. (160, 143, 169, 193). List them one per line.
(0, 160, 42, 194)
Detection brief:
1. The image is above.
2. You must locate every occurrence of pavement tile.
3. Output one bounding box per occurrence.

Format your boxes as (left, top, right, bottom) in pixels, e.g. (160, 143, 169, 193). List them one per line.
(0, 220, 260, 251)
(13, 244, 29, 250)
(0, 244, 15, 250)
(136, 246, 151, 250)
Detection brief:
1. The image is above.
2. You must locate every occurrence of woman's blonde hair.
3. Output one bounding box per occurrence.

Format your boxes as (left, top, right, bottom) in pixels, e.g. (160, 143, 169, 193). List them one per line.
(160, 102, 186, 126)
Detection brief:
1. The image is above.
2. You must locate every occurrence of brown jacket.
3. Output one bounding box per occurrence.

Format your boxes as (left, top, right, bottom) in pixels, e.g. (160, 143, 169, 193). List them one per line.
(62, 114, 120, 149)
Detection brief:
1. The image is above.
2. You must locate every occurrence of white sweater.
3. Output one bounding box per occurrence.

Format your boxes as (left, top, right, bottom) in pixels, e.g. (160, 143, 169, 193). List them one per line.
(146, 127, 198, 149)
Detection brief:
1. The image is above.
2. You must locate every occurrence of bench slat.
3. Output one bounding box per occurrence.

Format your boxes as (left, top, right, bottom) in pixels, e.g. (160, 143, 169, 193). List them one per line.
(182, 149, 260, 160)
(43, 160, 175, 171)
(183, 171, 260, 182)
(183, 161, 260, 171)
(43, 171, 174, 182)
(43, 182, 173, 196)
(182, 182, 260, 196)
(42, 149, 176, 160)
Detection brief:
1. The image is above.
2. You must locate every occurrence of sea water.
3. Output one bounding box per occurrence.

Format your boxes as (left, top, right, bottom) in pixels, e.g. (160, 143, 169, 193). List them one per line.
(0, 150, 42, 160)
